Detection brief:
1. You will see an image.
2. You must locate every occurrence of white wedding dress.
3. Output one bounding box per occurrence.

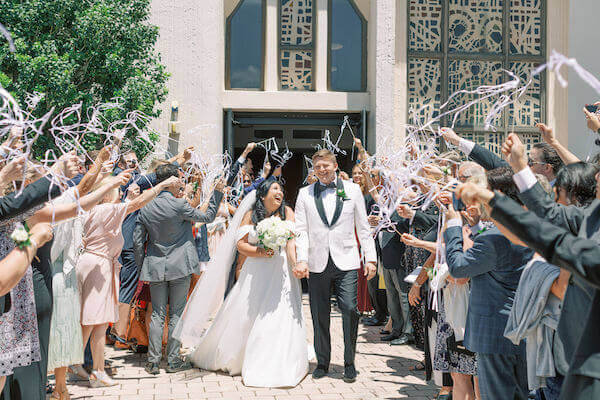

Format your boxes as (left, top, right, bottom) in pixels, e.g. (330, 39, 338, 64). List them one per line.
(188, 224, 310, 387)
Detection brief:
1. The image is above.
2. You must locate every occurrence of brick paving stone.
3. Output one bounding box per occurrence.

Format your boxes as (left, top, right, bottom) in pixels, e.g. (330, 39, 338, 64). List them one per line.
(50, 296, 437, 399)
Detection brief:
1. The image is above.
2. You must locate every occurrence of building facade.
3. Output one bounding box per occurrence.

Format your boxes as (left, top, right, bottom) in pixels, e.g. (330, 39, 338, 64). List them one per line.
(149, 0, 598, 192)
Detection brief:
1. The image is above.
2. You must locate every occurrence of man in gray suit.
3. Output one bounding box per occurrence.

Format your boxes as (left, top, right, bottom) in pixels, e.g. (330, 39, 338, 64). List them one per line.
(133, 164, 224, 374)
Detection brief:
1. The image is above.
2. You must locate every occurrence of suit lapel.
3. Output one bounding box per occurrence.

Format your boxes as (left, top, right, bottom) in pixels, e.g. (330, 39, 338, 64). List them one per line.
(329, 179, 345, 227)
(312, 184, 331, 228)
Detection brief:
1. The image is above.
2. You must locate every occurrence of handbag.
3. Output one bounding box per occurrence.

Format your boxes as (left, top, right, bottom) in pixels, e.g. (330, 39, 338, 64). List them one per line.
(125, 282, 151, 353)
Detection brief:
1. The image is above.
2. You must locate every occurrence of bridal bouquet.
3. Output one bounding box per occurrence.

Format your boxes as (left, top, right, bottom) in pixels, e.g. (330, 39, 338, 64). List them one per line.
(256, 216, 296, 252)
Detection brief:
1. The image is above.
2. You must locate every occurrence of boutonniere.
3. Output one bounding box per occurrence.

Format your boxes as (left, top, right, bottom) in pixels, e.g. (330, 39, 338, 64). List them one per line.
(441, 166, 451, 176)
(337, 188, 350, 201)
(477, 227, 488, 235)
(10, 222, 31, 249)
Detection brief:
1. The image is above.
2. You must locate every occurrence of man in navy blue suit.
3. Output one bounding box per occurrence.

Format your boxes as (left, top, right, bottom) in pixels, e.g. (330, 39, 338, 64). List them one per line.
(443, 169, 533, 400)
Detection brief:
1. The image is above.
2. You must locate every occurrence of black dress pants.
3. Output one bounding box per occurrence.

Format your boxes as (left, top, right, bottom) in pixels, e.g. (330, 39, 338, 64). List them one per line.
(308, 257, 360, 369)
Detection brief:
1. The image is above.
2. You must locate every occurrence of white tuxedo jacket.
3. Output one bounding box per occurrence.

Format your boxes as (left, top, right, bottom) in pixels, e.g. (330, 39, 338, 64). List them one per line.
(295, 180, 377, 273)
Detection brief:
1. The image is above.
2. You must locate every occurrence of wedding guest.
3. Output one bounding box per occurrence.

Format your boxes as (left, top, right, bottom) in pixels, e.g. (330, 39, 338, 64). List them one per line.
(76, 173, 179, 387)
(456, 164, 600, 400)
(444, 167, 533, 400)
(351, 164, 372, 314)
(0, 155, 81, 400)
(133, 164, 224, 375)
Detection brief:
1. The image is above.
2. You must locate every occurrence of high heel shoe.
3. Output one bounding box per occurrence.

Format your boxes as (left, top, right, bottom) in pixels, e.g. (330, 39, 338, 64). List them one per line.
(89, 370, 118, 388)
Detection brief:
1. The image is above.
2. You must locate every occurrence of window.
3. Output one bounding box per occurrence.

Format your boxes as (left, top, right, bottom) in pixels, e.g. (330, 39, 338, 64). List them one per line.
(226, 0, 265, 89)
(328, 0, 367, 92)
(279, 0, 315, 90)
(407, 0, 545, 153)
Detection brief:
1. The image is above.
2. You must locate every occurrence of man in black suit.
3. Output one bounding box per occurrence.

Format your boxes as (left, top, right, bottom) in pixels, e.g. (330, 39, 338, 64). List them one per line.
(377, 212, 413, 344)
(457, 133, 600, 400)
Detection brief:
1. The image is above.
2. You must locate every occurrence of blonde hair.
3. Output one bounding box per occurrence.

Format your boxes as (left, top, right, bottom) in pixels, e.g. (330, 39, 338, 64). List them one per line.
(312, 149, 337, 163)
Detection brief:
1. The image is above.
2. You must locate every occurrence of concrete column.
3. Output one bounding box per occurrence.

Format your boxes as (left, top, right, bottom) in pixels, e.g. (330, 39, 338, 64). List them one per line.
(369, 0, 396, 152)
(264, 0, 279, 91)
(315, 0, 329, 92)
(149, 0, 224, 154)
(546, 0, 569, 151)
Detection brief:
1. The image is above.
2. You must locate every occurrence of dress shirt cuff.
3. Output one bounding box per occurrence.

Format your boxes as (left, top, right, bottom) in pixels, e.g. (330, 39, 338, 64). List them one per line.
(512, 166, 537, 193)
(446, 218, 462, 228)
(458, 139, 475, 155)
(237, 156, 246, 164)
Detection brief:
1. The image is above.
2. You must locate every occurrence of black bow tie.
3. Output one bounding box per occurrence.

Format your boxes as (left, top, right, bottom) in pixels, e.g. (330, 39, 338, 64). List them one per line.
(320, 182, 337, 190)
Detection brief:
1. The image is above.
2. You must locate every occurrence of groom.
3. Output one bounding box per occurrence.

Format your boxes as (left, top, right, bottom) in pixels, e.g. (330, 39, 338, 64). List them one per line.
(294, 149, 377, 383)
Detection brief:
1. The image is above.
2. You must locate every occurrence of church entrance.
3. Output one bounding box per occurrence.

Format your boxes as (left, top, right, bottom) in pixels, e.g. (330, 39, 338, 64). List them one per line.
(227, 111, 367, 206)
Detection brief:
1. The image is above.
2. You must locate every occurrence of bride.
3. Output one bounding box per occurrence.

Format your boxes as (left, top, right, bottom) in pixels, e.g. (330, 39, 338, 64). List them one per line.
(174, 177, 309, 387)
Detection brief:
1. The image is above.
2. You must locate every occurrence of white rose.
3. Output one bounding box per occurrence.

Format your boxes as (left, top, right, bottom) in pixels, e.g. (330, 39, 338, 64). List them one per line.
(10, 226, 29, 242)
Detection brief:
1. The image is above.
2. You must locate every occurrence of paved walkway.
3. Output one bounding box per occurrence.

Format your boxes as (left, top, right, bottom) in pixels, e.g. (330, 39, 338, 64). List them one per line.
(58, 296, 438, 399)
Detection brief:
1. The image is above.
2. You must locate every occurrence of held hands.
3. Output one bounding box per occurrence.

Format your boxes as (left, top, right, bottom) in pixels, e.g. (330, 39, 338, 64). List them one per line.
(293, 261, 310, 279)
(501, 133, 528, 172)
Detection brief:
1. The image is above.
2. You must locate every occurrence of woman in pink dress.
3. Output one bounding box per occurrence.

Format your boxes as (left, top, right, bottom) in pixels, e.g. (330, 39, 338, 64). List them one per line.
(76, 174, 179, 388)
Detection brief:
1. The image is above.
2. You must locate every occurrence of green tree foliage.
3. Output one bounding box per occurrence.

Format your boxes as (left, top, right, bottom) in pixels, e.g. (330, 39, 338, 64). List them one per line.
(0, 0, 169, 159)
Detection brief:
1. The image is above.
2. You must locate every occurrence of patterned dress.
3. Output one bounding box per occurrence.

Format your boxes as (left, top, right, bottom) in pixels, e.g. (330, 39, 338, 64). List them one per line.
(0, 207, 42, 377)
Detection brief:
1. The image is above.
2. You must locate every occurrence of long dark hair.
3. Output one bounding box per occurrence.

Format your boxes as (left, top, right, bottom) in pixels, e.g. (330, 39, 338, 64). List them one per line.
(251, 177, 287, 225)
(555, 162, 599, 207)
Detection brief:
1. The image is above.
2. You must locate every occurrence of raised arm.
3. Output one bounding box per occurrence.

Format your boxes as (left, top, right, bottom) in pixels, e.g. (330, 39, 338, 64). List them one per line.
(489, 192, 600, 288)
(537, 123, 580, 165)
(27, 171, 132, 226)
(503, 133, 584, 234)
(76, 146, 112, 196)
(125, 176, 180, 215)
(440, 127, 508, 170)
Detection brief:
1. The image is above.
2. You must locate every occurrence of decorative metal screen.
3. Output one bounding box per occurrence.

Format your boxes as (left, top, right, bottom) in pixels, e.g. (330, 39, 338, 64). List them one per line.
(280, 0, 315, 90)
(407, 0, 546, 153)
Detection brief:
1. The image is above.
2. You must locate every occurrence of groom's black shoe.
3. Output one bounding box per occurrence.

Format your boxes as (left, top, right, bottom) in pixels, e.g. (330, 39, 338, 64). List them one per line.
(312, 366, 328, 379)
(343, 364, 357, 383)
